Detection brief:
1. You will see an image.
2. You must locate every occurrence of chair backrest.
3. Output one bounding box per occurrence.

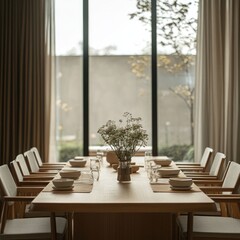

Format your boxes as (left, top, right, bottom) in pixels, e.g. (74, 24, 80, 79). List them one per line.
(222, 161, 240, 192)
(24, 150, 40, 173)
(16, 154, 31, 176)
(10, 160, 24, 184)
(0, 165, 17, 198)
(200, 147, 213, 168)
(209, 152, 226, 178)
(31, 147, 43, 167)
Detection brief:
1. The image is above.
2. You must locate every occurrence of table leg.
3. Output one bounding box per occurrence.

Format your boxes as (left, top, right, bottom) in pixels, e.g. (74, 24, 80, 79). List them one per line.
(187, 212, 193, 240)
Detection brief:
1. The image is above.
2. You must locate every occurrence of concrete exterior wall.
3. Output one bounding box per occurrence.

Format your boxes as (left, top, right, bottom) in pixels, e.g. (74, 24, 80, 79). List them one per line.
(56, 55, 194, 148)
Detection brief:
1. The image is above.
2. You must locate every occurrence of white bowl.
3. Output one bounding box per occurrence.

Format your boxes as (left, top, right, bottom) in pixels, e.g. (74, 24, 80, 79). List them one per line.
(154, 159, 172, 166)
(149, 156, 172, 166)
(69, 159, 87, 167)
(60, 169, 81, 179)
(158, 168, 180, 177)
(52, 178, 74, 188)
(169, 178, 192, 187)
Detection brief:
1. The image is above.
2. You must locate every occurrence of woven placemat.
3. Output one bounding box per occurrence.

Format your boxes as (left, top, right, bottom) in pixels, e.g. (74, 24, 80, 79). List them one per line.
(43, 172, 93, 193)
(150, 183, 201, 193)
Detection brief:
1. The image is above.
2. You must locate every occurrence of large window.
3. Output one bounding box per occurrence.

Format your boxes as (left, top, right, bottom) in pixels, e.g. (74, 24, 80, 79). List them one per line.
(89, 0, 151, 150)
(156, 0, 197, 161)
(55, 0, 83, 161)
(54, 0, 198, 162)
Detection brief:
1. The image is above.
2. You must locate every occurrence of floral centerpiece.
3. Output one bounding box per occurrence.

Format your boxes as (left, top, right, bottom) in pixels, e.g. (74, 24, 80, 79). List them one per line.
(97, 112, 148, 181)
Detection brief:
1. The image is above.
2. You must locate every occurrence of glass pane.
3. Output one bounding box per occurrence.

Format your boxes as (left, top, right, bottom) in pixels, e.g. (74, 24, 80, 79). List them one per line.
(89, 0, 152, 155)
(54, 0, 83, 162)
(157, 0, 198, 161)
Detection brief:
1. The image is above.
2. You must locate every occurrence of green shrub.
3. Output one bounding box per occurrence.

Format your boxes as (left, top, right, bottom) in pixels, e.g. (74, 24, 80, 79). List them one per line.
(59, 144, 82, 162)
(158, 144, 194, 162)
(183, 145, 194, 162)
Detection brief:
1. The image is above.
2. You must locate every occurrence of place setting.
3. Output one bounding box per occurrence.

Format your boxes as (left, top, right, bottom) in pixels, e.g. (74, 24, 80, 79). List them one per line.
(146, 160, 181, 181)
(59, 168, 81, 179)
(150, 177, 201, 193)
(42, 168, 94, 193)
(150, 156, 173, 167)
(68, 156, 87, 168)
(51, 178, 74, 191)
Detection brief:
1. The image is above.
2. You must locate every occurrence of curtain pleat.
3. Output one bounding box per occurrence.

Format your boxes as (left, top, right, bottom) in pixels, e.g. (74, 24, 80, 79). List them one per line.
(0, 0, 52, 164)
(195, 0, 240, 163)
(224, 0, 240, 162)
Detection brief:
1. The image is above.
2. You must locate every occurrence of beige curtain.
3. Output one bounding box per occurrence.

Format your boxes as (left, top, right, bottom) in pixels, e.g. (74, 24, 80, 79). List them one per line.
(45, 0, 56, 162)
(0, 0, 54, 164)
(195, 0, 240, 163)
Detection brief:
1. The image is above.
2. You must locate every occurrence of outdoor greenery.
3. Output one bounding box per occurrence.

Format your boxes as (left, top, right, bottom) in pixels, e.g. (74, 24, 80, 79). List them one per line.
(169, 84, 194, 145)
(58, 142, 82, 162)
(159, 144, 194, 162)
(98, 112, 148, 161)
(58, 142, 193, 163)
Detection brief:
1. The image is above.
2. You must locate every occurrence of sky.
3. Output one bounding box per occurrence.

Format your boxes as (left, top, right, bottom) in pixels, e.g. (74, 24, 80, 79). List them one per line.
(55, 0, 198, 56)
(55, 0, 150, 55)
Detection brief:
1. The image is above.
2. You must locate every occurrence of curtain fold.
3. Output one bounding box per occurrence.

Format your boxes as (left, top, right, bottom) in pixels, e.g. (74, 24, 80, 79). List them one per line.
(46, 0, 56, 163)
(195, 0, 240, 163)
(0, 0, 54, 164)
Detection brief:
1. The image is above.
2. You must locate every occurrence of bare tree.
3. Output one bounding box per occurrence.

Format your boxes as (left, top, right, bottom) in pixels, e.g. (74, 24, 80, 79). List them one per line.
(129, 0, 198, 145)
(169, 84, 194, 145)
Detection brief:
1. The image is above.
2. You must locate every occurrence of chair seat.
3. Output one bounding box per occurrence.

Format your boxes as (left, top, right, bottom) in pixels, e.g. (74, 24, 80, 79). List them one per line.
(193, 202, 221, 216)
(1, 217, 66, 240)
(178, 215, 240, 238)
(179, 211, 222, 218)
(24, 204, 66, 218)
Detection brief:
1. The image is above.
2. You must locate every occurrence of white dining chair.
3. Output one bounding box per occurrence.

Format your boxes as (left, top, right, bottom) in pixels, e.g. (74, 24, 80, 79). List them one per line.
(10, 160, 49, 187)
(177, 194, 240, 240)
(176, 147, 213, 171)
(31, 147, 66, 167)
(16, 154, 55, 180)
(0, 164, 67, 239)
(198, 161, 240, 196)
(24, 150, 59, 174)
(188, 161, 236, 217)
(183, 152, 226, 180)
(178, 162, 240, 239)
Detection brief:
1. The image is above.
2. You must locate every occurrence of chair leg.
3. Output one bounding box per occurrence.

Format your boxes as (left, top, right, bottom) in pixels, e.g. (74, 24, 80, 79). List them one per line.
(187, 212, 193, 240)
(0, 201, 7, 233)
(67, 212, 74, 240)
(50, 212, 57, 240)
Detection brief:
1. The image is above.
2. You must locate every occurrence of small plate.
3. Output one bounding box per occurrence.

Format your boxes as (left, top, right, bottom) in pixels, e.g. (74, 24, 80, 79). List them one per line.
(170, 186, 192, 191)
(52, 186, 74, 191)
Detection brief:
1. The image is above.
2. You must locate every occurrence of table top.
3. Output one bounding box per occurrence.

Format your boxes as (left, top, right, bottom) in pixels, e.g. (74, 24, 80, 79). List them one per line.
(31, 157, 216, 213)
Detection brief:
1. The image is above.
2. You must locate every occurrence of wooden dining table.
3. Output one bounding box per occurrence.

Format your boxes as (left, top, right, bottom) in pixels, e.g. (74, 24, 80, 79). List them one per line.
(31, 157, 216, 240)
